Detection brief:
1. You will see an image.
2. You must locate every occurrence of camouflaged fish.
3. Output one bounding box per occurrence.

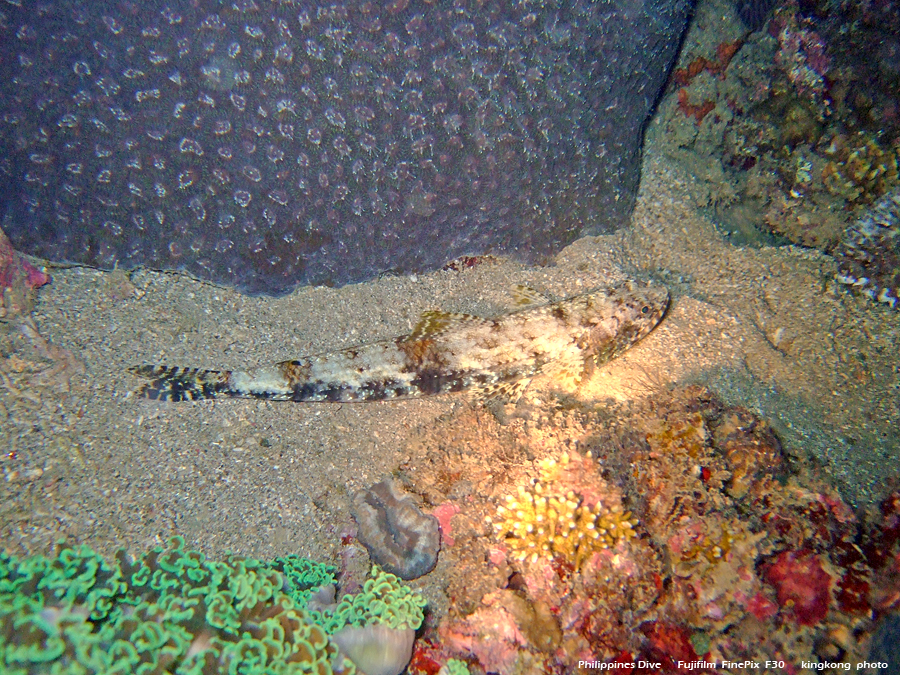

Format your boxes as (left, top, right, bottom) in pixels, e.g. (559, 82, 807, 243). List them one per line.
(130, 280, 669, 403)
(835, 187, 900, 309)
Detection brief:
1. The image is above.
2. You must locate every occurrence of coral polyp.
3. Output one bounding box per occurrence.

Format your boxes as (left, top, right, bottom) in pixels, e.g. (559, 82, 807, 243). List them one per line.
(822, 133, 900, 203)
(488, 452, 638, 569)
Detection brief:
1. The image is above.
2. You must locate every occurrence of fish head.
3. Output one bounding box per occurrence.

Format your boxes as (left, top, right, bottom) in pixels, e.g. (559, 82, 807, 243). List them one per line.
(580, 280, 670, 364)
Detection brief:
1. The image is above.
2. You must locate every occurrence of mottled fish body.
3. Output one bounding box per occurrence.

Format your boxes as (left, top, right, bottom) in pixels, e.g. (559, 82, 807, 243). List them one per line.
(131, 281, 669, 403)
(836, 188, 900, 309)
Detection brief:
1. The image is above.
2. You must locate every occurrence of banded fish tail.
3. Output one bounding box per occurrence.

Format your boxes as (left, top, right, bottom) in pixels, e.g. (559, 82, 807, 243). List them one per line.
(129, 365, 236, 402)
(130, 363, 299, 401)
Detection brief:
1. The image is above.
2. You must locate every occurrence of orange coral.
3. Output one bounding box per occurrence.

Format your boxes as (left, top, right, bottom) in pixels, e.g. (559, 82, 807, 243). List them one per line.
(677, 89, 716, 123)
(673, 39, 744, 86)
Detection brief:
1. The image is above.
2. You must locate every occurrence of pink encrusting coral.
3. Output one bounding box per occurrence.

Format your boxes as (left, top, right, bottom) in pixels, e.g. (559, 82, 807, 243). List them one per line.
(0, 226, 49, 320)
(432, 503, 461, 548)
(0, 228, 48, 290)
(773, 11, 830, 101)
(764, 551, 833, 626)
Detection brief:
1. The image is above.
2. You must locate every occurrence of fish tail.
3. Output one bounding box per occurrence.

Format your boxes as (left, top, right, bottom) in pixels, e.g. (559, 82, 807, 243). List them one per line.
(129, 365, 234, 401)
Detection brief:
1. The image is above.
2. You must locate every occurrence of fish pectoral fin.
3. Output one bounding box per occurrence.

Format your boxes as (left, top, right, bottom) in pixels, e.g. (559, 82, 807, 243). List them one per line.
(511, 284, 553, 307)
(467, 377, 533, 404)
(540, 355, 590, 390)
(407, 310, 485, 340)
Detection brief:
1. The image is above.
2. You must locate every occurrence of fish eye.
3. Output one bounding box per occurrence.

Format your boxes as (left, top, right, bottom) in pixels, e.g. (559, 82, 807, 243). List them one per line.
(641, 305, 650, 314)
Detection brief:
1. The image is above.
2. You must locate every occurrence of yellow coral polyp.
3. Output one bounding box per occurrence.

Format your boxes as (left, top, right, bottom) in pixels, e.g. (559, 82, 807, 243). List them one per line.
(680, 527, 734, 564)
(823, 133, 900, 202)
(489, 452, 639, 569)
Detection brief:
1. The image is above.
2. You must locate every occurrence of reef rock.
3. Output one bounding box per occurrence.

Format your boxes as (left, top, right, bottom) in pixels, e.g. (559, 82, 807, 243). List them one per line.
(0, 0, 694, 295)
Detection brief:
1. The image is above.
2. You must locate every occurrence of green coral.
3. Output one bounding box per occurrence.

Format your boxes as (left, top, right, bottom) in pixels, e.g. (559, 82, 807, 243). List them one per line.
(442, 658, 470, 675)
(309, 566, 426, 634)
(267, 555, 338, 608)
(0, 536, 425, 675)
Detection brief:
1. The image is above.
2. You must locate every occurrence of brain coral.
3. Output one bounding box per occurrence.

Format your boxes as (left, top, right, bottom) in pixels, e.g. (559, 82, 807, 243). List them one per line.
(352, 480, 441, 581)
(0, 0, 694, 295)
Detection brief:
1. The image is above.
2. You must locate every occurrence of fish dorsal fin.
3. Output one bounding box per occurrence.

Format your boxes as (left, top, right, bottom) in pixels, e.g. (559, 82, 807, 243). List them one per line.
(407, 310, 483, 340)
(512, 284, 553, 307)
